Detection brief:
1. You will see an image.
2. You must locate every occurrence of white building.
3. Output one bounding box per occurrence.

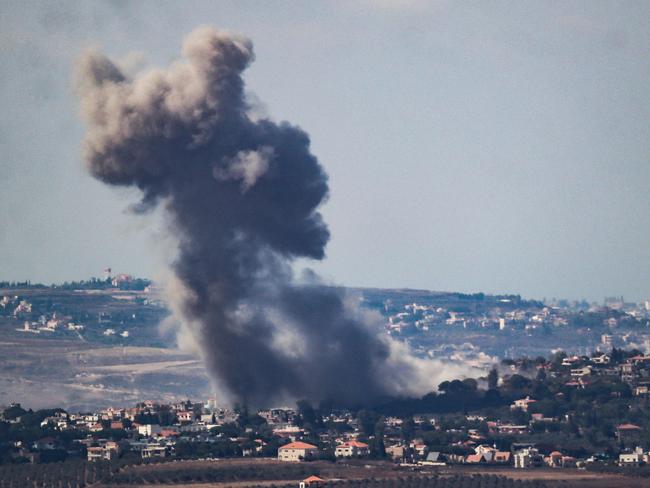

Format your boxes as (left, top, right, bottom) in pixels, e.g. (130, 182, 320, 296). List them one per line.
(142, 444, 168, 458)
(514, 448, 543, 468)
(138, 424, 162, 437)
(511, 396, 537, 412)
(335, 440, 370, 457)
(278, 441, 318, 462)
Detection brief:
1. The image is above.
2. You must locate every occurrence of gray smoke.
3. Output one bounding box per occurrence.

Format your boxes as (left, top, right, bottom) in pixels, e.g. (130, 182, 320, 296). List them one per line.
(76, 26, 456, 406)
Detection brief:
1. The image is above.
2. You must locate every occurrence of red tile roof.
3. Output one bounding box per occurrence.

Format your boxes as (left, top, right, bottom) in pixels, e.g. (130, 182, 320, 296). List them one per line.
(303, 475, 325, 483)
(465, 454, 484, 463)
(339, 440, 369, 448)
(279, 441, 318, 450)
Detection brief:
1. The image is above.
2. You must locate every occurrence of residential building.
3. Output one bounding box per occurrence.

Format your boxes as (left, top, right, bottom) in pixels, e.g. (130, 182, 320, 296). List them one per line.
(511, 397, 537, 412)
(334, 440, 369, 458)
(513, 448, 543, 468)
(278, 441, 318, 462)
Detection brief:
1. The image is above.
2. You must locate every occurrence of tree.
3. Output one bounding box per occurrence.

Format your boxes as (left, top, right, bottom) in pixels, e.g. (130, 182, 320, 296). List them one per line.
(401, 417, 415, 442)
(357, 410, 380, 437)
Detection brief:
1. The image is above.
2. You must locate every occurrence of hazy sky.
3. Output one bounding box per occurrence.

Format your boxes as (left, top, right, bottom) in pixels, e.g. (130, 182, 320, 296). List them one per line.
(1, 1, 648, 302)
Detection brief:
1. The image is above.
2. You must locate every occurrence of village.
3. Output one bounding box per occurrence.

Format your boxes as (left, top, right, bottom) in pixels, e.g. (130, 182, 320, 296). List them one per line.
(2, 347, 650, 477)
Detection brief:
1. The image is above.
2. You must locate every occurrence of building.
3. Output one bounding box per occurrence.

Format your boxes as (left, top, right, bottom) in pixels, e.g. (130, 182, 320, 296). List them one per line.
(87, 442, 120, 462)
(138, 424, 162, 437)
(619, 448, 644, 467)
(546, 451, 563, 468)
(513, 448, 543, 468)
(465, 445, 511, 465)
(510, 396, 537, 412)
(498, 425, 528, 435)
(570, 366, 592, 378)
(278, 441, 318, 462)
(592, 354, 610, 365)
(299, 475, 325, 488)
(177, 411, 194, 423)
(142, 444, 169, 459)
(334, 440, 369, 458)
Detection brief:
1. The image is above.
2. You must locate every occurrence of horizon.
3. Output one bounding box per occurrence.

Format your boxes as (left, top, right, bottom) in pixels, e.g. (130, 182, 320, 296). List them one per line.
(0, 2, 648, 302)
(0, 274, 642, 306)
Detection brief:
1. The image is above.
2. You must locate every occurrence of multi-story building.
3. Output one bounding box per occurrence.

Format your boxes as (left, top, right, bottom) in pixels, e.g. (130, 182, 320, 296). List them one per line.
(335, 440, 370, 458)
(277, 441, 318, 462)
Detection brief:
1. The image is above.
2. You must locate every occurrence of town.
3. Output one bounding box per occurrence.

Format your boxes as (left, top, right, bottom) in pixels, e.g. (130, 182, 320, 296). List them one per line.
(2, 347, 650, 486)
(2, 280, 649, 365)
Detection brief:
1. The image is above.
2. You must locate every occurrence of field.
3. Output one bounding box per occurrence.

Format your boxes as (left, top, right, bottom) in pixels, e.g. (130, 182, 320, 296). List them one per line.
(0, 287, 213, 410)
(90, 459, 650, 488)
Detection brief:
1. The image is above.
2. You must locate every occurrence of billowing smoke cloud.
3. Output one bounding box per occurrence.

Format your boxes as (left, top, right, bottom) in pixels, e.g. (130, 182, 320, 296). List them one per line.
(76, 26, 465, 406)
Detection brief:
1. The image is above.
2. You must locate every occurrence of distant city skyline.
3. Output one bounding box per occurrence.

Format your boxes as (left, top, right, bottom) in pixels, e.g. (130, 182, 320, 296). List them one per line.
(1, 1, 649, 302)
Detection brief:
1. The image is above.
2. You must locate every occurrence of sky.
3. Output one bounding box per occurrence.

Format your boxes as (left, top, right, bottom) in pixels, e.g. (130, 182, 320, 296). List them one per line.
(0, 1, 648, 302)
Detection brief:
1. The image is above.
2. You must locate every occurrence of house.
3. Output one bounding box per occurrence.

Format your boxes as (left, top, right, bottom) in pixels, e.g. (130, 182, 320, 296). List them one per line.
(411, 442, 428, 457)
(546, 451, 563, 467)
(142, 444, 169, 459)
(562, 356, 581, 367)
(299, 475, 325, 488)
(177, 411, 194, 422)
(570, 366, 592, 378)
(513, 448, 543, 468)
(466, 445, 510, 465)
(592, 354, 610, 365)
(511, 396, 537, 412)
(273, 425, 303, 440)
(634, 385, 650, 396)
(278, 441, 318, 462)
(87, 447, 106, 462)
(138, 424, 162, 437)
(334, 440, 369, 458)
(619, 451, 643, 467)
(87, 442, 120, 462)
(530, 413, 555, 423)
(498, 425, 528, 435)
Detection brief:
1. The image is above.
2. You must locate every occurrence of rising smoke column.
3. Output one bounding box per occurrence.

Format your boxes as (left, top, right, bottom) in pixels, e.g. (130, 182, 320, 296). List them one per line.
(76, 26, 427, 406)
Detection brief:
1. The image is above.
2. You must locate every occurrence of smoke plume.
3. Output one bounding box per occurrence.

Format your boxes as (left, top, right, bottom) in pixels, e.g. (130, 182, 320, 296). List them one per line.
(76, 26, 456, 406)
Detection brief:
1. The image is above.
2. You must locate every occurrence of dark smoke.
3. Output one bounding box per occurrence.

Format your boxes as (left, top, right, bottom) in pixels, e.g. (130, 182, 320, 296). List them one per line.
(76, 27, 448, 406)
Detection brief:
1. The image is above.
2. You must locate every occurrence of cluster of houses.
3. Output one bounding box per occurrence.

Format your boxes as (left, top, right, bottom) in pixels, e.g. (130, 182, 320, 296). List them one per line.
(277, 440, 370, 462)
(385, 299, 650, 336)
(3, 392, 650, 471)
(557, 352, 650, 392)
(385, 302, 573, 334)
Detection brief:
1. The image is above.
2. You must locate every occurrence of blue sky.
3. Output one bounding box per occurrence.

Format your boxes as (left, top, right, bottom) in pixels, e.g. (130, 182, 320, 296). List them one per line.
(1, 1, 648, 301)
